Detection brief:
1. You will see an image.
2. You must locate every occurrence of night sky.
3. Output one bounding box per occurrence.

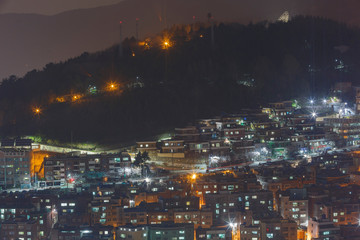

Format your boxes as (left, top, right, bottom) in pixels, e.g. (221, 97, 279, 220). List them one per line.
(0, 0, 360, 80)
(0, 0, 124, 15)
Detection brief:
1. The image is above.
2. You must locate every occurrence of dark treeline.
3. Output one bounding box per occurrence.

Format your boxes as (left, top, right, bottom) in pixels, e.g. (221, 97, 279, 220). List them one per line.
(0, 16, 359, 144)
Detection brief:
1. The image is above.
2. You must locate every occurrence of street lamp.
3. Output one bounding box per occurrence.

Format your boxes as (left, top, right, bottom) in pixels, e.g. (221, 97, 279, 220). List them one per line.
(107, 82, 118, 91)
(191, 173, 197, 180)
(33, 107, 41, 116)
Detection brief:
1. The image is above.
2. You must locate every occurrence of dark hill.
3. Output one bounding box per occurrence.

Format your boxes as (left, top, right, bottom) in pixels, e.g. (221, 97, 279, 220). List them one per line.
(1, 16, 360, 144)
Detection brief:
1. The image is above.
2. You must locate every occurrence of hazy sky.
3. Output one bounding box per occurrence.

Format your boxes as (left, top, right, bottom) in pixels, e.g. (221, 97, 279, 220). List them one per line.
(0, 0, 124, 15)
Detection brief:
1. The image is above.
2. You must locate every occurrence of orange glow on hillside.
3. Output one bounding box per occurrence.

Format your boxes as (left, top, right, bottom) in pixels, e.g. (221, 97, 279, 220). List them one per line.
(72, 95, 81, 102)
(162, 39, 171, 49)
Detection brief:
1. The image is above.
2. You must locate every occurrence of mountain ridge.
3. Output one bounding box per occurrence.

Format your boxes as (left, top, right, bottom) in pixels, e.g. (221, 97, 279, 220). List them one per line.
(1, 0, 360, 80)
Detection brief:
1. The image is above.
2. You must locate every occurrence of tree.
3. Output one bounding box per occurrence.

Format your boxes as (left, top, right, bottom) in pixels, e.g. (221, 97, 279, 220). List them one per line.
(134, 151, 150, 177)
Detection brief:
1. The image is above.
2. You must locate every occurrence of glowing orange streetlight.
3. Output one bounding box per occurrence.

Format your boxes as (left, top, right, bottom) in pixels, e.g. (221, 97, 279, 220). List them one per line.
(191, 173, 197, 180)
(107, 82, 119, 91)
(163, 39, 171, 49)
(72, 95, 80, 102)
(33, 107, 41, 115)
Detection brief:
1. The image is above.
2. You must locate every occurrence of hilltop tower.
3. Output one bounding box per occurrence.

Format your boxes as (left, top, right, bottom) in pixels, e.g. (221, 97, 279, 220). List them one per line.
(278, 11, 290, 23)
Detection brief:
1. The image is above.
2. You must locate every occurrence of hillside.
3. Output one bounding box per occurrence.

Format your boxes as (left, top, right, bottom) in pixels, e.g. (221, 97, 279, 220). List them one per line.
(1, 16, 360, 145)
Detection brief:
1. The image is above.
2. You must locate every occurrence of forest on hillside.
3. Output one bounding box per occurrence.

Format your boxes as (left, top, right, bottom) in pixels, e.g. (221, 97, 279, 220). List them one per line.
(0, 16, 359, 145)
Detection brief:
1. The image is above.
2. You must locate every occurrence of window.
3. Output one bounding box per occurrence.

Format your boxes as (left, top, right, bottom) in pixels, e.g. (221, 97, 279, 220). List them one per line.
(218, 234, 225, 239)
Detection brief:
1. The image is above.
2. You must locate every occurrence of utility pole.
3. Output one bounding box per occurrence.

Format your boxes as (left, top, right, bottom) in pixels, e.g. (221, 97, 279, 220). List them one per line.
(208, 13, 215, 49)
(135, 18, 139, 41)
(119, 21, 123, 57)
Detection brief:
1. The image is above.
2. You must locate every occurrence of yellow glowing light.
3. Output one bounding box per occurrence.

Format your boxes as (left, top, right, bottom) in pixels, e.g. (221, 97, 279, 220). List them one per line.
(192, 173, 197, 180)
(162, 39, 171, 49)
(56, 97, 65, 103)
(71, 94, 82, 102)
(33, 107, 41, 115)
(107, 82, 119, 91)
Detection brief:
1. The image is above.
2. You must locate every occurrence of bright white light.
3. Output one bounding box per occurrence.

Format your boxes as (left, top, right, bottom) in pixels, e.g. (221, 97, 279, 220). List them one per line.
(145, 178, 151, 183)
(323, 99, 327, 104)
(310, 99, 314, 104)
(209, 156, 220, 163)
(261, 147, 269, 154)
(311, 112, 317, 118)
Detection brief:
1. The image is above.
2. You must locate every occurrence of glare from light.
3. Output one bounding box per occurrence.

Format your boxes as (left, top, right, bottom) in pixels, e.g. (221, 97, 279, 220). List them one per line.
(33, 107, 41, 115)
(191, 174, 197, 180)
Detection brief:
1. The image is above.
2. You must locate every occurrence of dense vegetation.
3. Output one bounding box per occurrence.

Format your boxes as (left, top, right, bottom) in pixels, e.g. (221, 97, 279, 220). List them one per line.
(0, 16, 360, 145)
